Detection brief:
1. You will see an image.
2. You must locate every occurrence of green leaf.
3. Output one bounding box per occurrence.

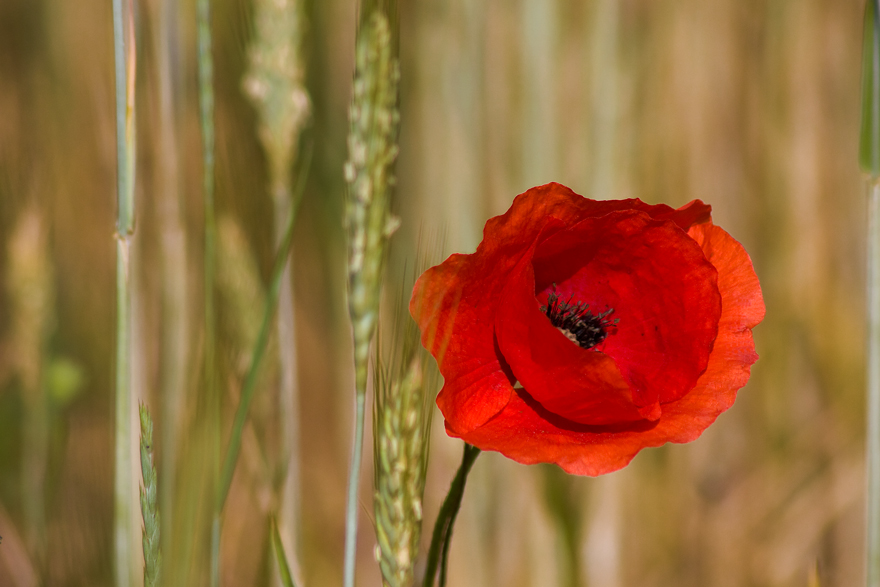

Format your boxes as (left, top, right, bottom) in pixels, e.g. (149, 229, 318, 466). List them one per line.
(270, 518, 297, 587)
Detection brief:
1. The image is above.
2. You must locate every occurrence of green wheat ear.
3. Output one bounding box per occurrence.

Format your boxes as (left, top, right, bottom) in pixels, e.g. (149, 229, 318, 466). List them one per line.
(373, 326, 434, 587)
(372, 252, 442, 587)
(345, 9, 401, 392)
(343, 7, 402, 587)
(243, 0, 309, 193)
(139, 403, 162, 587)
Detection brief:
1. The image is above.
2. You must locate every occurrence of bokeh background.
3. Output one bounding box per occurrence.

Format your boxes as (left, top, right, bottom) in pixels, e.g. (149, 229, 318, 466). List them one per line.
(0, 0, 869, 585)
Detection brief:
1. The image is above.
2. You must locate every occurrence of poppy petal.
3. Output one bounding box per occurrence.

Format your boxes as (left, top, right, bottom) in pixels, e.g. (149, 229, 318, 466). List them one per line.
(411, 253, 516, 434)
(448, 220, 763, 476)
(413, 184, 763, 475)
(411, 183, 634, 434)
(494, 243, 643, 425)
(528, 210, 721, 408)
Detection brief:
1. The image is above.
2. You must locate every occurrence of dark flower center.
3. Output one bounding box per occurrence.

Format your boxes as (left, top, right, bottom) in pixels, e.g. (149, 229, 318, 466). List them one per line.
(540, 286, 619, 350)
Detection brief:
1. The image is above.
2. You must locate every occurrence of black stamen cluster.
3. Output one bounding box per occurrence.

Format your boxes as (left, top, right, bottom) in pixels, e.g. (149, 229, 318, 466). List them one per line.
(540, 287, 618, 350)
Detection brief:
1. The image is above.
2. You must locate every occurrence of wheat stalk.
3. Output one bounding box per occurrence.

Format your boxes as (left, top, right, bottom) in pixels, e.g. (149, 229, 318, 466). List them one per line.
(111, 0, 137, 583)
(243, 3, 310, 581)
(863, 2, 880, 584)
(343, 6, 401, 587)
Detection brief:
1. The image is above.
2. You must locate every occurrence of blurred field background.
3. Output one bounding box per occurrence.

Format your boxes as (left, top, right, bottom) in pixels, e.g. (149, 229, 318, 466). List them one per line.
(0, 0, 869, 586)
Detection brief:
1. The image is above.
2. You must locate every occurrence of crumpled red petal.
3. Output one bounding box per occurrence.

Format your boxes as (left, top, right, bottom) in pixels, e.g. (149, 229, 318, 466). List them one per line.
(508, 210, 721, 424)
(410, 252, 516, 435)
(410, 185, 599, 434)
(450, 220, 764, 475)
(494, 239, 641, 425)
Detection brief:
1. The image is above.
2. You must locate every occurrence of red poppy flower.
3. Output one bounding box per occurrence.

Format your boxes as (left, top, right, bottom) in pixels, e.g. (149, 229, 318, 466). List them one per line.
(411, 183, 765, 476)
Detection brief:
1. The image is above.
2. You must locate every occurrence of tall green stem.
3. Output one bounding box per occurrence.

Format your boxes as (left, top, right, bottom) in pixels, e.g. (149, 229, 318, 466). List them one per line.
(271, 517, 299, 587)
(863, 2, 880, 585)
(217, 179, 304, 509)
(149, 0, 187, 559)
(342, 8, 400, 586)
(114, 242, 134, 587)
(869, 179, 880, 587)
(423, 443, 481, 587)
(196, 0, 219, 582)
(241, 1, 310, 577)
(343, 389, 367, 587)
(112, 0, 137, 584)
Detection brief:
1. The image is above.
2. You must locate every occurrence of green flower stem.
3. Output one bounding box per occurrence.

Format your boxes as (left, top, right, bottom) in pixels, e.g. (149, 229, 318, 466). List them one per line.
(196, 0, 219, 582)
(242, 0, 310, 577)
(343, 390, 367, 587)
(869, 176, 880, 587)
(864, 2, 880, 585)
(210, 160, 305, 583)
(423, 443, 481, 587)
(112, 0, 136, 584)
(271, 517, 298, 587)
(149, 0, 187, 558)
(216, 146, 311, 511)
(114, 242, 133, 587)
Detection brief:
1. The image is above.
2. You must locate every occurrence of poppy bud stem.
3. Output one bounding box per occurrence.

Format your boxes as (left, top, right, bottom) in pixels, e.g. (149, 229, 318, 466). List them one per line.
(423, 443, 481, 587)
